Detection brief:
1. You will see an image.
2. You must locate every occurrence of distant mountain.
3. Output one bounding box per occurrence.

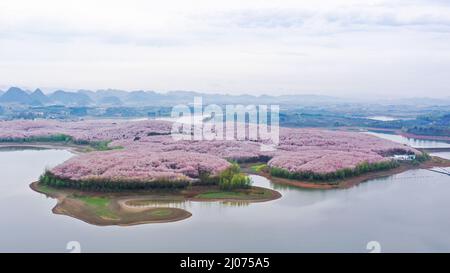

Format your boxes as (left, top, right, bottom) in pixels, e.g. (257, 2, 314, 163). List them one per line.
(49, 90, 93, 106)
(77, 89, 97, 100)
(166, 90, 203, 99)
(0, 90, 4, 96)
(2, 86, 449, 109)
(163, 91, 344, 106)
(124, 90, 165, 105)
(0, 87, 37, 105)
(0, 86, 355, 107)
(94, 89, 129, 100)
(30, 88, 52, 105)
(98, 96, 123, 106)
(79, 89, 129, 105)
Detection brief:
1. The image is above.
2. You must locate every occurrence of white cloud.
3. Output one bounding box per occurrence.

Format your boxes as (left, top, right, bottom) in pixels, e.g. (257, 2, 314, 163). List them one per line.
(0, 0, 450, 98)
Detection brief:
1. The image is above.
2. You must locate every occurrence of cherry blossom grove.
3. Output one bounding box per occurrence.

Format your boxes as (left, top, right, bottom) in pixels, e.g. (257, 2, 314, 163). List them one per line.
(51, 150, 231, 182)
(0, 119, 421, 181)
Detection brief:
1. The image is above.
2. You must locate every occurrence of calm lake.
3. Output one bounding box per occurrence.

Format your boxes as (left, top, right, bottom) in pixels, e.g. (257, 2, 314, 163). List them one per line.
(366, 116, 401, 121)
(365, 131, 450, 148)
(0, 146, 450, 252)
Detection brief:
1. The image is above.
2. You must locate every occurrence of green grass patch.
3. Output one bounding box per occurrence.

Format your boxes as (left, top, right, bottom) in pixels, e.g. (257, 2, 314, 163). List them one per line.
(76, 196, 110, 207)
(0, 134, 73, 143)
(270, 160, 401, 182)
(88, 141, 122, 151)
(250, 163, 267, 173)
(195, 187, 273, 200)
(36, 183, 57, 195)
(0, 133, 122, 151)
(195, 191, 247, 199)
(72, 195, 118, 219)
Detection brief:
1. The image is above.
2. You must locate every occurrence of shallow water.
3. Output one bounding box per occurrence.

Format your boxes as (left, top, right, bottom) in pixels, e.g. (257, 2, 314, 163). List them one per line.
(0, 148, 450, 252)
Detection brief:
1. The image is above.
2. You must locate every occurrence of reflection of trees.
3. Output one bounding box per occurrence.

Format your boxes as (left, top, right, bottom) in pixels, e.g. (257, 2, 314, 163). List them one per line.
(220, 201, 250, 207)
(124, 199, 187, 209)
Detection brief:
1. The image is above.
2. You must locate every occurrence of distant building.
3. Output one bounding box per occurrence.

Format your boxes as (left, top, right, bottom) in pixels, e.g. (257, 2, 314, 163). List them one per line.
(391, 154, 416, 161)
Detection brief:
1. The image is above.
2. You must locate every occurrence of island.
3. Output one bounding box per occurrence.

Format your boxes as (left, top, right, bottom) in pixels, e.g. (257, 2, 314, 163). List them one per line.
(30, 181, 280, 226)
(1, 119, 449, 224)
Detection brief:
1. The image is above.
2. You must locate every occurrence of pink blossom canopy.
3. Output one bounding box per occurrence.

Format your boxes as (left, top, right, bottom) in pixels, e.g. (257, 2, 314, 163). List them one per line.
(0, 119, 420, 179)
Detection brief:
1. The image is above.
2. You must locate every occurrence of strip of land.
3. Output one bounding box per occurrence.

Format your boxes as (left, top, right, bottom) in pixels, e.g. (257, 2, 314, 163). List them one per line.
(30, 181, 281, 226)
(243, 156, 450, 190)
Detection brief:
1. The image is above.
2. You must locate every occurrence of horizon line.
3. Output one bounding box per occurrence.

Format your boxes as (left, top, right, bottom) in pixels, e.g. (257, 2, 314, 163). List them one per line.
(1, 85, 450, 101)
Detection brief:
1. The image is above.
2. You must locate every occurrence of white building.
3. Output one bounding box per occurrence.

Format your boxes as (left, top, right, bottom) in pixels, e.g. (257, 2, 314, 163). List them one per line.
(392, 154, 416, 161)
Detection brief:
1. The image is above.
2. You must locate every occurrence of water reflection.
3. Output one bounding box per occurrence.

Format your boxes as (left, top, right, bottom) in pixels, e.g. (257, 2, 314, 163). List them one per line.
(123, 199, 187, 208)
(1, 148, 450, 252)
(30, 174, 280, 226)
(431, 152, 450, 160)
(0, 146, 50, 152)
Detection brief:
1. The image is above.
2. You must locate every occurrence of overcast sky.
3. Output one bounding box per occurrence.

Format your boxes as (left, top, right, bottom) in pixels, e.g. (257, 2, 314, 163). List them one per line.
(1, 0, 450, 98)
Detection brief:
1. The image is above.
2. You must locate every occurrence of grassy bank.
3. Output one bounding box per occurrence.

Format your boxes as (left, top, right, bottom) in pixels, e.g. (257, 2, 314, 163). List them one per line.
(251, 153, 431, 183)
(269, 160, 401, 182)
(0, 134, 122, 151)
(193, 186, 279, 202)
(72, 195, 118, 220)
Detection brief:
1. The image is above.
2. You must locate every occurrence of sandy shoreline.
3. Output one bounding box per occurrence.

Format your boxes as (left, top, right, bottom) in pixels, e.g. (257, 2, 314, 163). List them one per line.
(30, 181, 281, 226)
(30, 181, 193, 226)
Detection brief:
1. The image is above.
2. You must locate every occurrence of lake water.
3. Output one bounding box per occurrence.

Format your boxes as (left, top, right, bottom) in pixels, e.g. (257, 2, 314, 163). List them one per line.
(365, 131, 450, 148)
(0, 147, 450, 253)
(365, 116, 415, 121)
(366, 116, 400, 121)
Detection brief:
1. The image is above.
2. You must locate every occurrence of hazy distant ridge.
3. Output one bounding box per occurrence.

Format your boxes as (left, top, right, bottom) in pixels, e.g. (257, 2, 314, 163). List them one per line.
(1, 86, 449, 107)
